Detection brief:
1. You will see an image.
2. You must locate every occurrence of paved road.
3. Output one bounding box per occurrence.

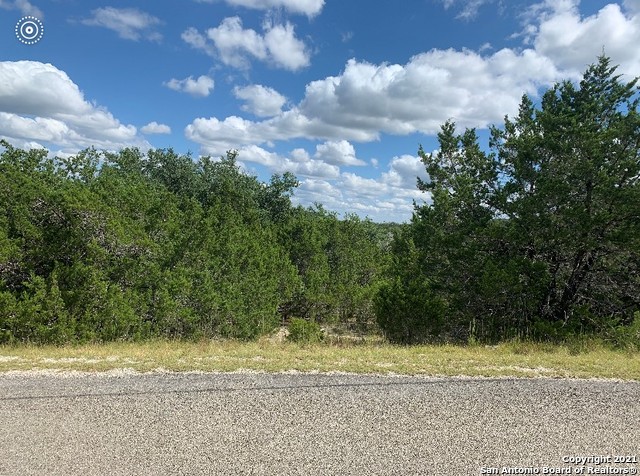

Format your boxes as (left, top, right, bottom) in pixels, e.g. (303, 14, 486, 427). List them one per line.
(1, 371, 638, 475)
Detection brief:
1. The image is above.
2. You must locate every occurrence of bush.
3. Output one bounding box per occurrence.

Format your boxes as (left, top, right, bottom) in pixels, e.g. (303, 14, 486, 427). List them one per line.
(287, 317, 324, 344)
(375, 276, 448, 344)
(607, 311, 640, 351)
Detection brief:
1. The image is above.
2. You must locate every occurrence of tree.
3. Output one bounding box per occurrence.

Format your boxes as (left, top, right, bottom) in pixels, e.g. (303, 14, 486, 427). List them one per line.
(258, 172, 299, 223)
(276, 206, 388, 328)
(378, 56, 640, 343)
(0, 140, 388, 344)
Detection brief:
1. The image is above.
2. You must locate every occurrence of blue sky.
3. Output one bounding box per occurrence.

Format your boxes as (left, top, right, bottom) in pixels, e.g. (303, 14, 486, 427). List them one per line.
(1, 0, 640, 222)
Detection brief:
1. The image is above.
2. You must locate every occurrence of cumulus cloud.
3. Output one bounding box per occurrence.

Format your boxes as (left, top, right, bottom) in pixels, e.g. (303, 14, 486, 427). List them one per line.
(184, 1, 640, 222)
(298, 179, 343, 200)
(193, 0, 324, 17)
(203, 17, 266, 68)
(262, 21, 310, 71)
(302, 49, 560, 134)
(182, 16, 310, 71)
(141, 122, 171, 134)
(164, 75, 215, 97)
(237, 144, 339, 178)
(81, 7, 162, 41)
(185, 109, 361, 155)
(314, 140, 365, 166)
(233, 84, 287, 116)
(339, 172, 386, 198)
(231, 140, 431, 222)
(290, 153, 430, 222)
(528, 1, 640, 77)
(0, 61, 148, 152)
(381, 154, 430, 189)
(341, 154, 428, 198)
(186, 48, 560, 156)
(0, 0, 43, 18)
(187, 2, 640, 158)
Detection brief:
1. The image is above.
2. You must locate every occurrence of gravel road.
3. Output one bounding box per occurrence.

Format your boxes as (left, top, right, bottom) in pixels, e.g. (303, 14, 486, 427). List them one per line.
(1, 371, 638, 475)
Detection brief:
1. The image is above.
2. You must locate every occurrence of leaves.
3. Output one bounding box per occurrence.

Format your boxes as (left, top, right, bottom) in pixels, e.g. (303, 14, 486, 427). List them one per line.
(380, 55, 640, 343)
(0, 144, 388, 343)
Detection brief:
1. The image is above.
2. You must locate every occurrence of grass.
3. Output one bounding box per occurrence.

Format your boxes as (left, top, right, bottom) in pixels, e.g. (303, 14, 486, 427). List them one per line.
(1, 334, 639, 380)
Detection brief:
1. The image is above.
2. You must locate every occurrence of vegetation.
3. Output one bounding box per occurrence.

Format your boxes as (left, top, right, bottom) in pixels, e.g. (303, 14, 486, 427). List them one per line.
(1, 56, 638, 352)
(0, 145, 388, 344)
(1, 338, 639, 380)
(376, 55, 640, 345)
(287, 317, 325, 344)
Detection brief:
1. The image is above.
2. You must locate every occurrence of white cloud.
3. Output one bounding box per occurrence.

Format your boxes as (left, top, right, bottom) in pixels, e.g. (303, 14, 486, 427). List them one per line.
(302, 50, 560, 134)
(185, 109, 369, 155)
(193, 0, 324, 17)
(479, 42, 493, 52)
(0, 0, 43, 18)
(233, 84, 287, 117)
(290, 148, 310, 162)
(439, 0, 498, 20)
(181, 28, 215, 56)
(289, 153, 430, 222)
(81, 7, 162, 42)
(314, 140, 365, 166)
(340, 172, 386, 197)
(263, 21, 310, 70)
(182, 16, 310, 71)
(164, 75, 215, 97)
(339, 154, 428, 198)
(185, 1, 640, 222)
(205, 17, 266, 69)
(298, 178, 343, 199)
(529, 1, 640, 77)
(141, 122, 171, 134)
(0, 113, 69, 143)
(0, 61, 149, 151)
(187, 0, 640, 158)
(0, 61, 89, 116)
(186, 48, 559, 155)
(380, 154, 430, 189)
(237, 144, 339, 178)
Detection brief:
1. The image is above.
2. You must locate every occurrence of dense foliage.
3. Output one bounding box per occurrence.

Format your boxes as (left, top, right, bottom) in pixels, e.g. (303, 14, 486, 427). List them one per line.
(376, 56, 640, 344)
(0, 145, 389, 343)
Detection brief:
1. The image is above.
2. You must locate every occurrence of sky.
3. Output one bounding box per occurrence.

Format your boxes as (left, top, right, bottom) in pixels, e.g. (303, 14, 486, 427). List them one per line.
(1, 0, 640, 222)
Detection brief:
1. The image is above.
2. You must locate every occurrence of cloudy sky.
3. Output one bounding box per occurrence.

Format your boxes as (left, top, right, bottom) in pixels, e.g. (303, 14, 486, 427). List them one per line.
(1, 0, 639, 222)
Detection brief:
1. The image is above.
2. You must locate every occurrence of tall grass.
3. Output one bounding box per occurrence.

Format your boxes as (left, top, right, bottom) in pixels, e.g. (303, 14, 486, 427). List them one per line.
(1, 336, 638, 380)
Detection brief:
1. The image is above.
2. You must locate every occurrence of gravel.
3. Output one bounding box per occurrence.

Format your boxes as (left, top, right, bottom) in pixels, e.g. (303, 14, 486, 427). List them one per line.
(1, 371, 638, 475)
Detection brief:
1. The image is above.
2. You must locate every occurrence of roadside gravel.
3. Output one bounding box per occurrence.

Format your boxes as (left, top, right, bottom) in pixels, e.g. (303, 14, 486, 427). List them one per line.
(1, 371, 638, 475)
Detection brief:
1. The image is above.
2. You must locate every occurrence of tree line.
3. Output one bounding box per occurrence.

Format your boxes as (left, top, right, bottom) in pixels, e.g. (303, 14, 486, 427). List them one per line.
(1, 56, 639, 347)
(0, 144, 391, 343)
(376, 55, 640, 346)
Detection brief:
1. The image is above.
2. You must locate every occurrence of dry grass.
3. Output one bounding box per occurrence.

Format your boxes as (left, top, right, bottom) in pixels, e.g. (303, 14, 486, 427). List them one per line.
(1, 335, 638, 380)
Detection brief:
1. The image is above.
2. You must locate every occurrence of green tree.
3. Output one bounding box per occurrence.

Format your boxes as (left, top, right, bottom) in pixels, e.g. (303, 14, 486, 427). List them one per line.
(278, 206, 333, 321)
(277, 206, 388, 329)
(0, 140, 387, 344)
(378, 56, 640, 343)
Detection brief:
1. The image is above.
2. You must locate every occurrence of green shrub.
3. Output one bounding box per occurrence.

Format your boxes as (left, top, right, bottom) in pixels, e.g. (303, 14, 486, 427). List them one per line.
(287, 317, 324, 344)
(607, 311, 640, 351)
(375, 276, 447, 344)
